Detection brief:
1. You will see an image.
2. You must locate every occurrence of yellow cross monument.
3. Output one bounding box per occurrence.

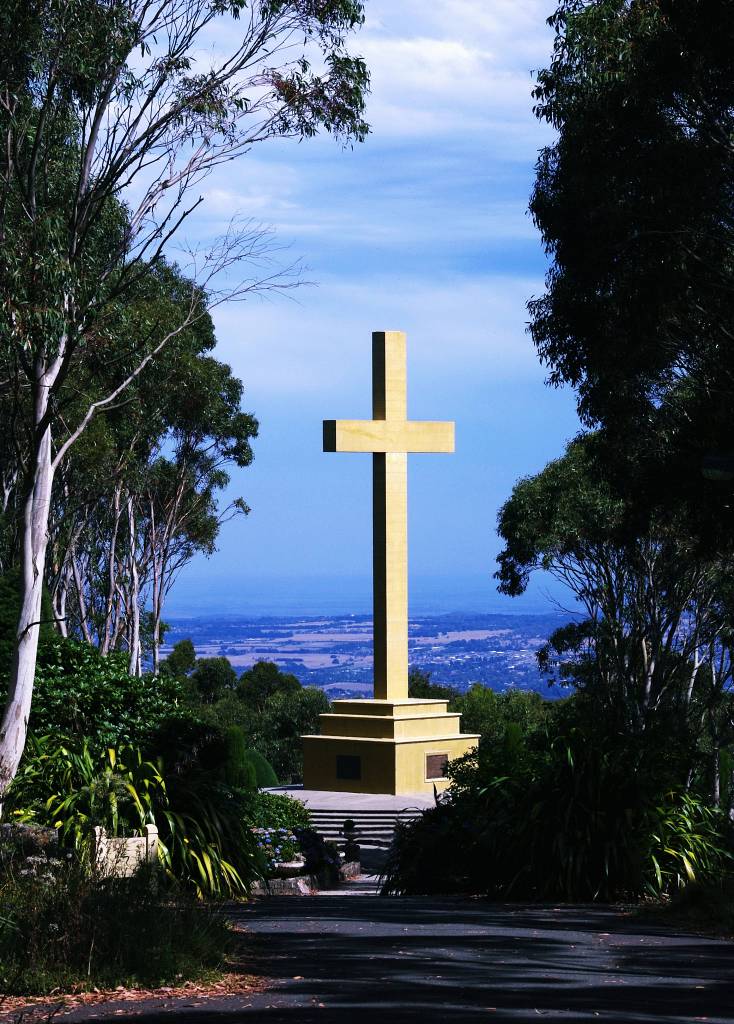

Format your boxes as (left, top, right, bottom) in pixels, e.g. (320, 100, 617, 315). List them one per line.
(302, 331, 479, 794)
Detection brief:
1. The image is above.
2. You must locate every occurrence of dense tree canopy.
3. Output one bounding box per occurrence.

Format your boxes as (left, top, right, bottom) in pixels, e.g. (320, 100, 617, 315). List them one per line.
(496, 433, 734, 801)
(0, 0, 369, 790)
(238, 660, 301, 713)
(530, 0, 734, 545)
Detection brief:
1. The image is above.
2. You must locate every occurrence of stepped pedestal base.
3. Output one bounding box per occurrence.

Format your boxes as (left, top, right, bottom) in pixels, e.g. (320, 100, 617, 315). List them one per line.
(302, 698, 479, 796)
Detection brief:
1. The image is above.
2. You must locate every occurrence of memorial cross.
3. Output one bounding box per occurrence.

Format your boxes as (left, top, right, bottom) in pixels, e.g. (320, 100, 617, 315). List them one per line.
(323, 331, 454, 700)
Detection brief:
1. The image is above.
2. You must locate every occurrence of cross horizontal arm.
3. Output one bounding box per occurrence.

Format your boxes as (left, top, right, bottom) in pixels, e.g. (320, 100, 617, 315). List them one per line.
(323, 419, 455, 454)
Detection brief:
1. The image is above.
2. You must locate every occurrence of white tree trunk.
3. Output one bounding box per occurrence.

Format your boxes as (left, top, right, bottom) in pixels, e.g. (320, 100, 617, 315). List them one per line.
(0, 419, 54, 796)
(54, 568, 68, 638)
(101, 484, 122, 655)
(127, 496, 141, 676)
(71, 551, 93, 644)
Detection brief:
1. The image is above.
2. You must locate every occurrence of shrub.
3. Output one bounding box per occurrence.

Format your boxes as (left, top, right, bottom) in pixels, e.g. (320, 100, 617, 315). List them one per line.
(244, 795, 338, 882)
(242, 748, 278, 788)
(253, 827, 300, 872)
(30, 637, 190, 751)
(7, 735, 262, 897)
(382, 803, 474, 895)
(245, 791, 311, 831)
(648, 877, 734, 934)
(383, 718, 734, 901)
(221, 727, 258, 790)
(645, 793, 734, 897)
(0, 844, 232, 995)
(8, 737, 163, 846)
(160, 769, 263, 896)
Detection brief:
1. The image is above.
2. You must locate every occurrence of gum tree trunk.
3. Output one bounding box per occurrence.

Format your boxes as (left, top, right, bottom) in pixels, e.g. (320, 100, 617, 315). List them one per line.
(0, 399, 54, 796)
(127, 495, 141, 676)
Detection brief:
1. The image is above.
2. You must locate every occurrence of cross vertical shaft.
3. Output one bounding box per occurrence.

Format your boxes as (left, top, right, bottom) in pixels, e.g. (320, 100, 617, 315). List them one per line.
(323, 330, 454, 703)
(372, 332, 408, 698)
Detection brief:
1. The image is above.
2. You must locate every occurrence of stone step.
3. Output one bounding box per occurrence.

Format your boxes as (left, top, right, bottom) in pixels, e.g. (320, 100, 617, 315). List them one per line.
(307, 807, 424, 814)
(309, 822, 419, 835)
(306, 806, 425, 851)
(307, 810, 424, 820)
(308, 818, 420, 828)
(311, 827, 397, 835)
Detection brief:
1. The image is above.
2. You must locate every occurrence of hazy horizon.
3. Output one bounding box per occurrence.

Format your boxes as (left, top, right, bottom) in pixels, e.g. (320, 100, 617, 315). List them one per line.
(165, 570, 572, 619)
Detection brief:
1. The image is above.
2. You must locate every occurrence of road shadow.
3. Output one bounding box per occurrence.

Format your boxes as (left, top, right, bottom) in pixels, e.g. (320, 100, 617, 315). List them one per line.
(36, 897, 734, 1024)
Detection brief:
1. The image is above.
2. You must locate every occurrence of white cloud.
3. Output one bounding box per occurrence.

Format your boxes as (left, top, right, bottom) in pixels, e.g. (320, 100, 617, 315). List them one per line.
(357, 0, 557, 148)
(170, 0, 558, 262)
(211, 273, 542, 402)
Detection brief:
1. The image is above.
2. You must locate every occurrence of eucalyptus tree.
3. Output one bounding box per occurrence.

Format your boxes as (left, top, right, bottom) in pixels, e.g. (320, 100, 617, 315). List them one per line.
(0, 0, 369, 793)
(496, 435, 734, 765)
(529, 0, 734, 545)
(47, 261, 257, 673)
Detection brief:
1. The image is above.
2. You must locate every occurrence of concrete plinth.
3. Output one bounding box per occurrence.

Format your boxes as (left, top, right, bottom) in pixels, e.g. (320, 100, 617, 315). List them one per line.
(302, 698, 479, 796)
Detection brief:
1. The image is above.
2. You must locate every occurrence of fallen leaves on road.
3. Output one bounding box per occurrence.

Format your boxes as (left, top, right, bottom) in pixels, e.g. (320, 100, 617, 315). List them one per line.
(0, 973, 267, 1022)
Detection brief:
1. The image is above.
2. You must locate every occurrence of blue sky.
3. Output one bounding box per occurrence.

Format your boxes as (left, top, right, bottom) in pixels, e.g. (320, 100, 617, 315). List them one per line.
(167, 0, 581, 618)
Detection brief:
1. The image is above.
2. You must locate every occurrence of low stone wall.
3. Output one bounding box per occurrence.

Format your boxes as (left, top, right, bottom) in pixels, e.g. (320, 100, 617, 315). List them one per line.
(251, 875, 315, 895)
(92, 824, 158, 877)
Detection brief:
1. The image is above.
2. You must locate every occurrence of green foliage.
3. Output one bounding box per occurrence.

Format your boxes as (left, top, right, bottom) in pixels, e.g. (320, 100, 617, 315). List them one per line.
(529, 0, 734, 545)
(157, 770, 260, 898)
(242, 748, 278, 789)
(194, 663, 329, 784)
(495, 433, 734, 753)
(220, 726, 256, 790)
(30, 637, 190, 751)
(408, 668, 457, 701)
(6, 736, 261, 898)
(382, 803, 471, 896)
(452, 685, 552, 748)
(496, 435, 624, 598)
(245, 791, 311, 831)
(0, 854, 232, 995)
(237, 660, 301, 712)
(0, 570, 55, 685)
(645, 794, 734, 898)
(383, 701, 733, 901)
(8, 737, 160, 847)
(646, 877, 734, 935)
(169, 656, 329, 785)
(0, 0, 370, 798)
(192, 657, 238, 704)
(164, 638, 196, 677)
(251, 686, 330, 783)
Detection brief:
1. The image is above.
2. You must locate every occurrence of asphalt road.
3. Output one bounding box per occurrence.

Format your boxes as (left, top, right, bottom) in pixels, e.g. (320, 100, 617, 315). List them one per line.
(43, 896, 734, 1024)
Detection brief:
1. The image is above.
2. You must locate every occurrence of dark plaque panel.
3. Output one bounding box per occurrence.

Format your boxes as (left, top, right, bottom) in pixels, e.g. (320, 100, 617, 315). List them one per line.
(336, 755, 362, 781)
(426, 753, 448, 780)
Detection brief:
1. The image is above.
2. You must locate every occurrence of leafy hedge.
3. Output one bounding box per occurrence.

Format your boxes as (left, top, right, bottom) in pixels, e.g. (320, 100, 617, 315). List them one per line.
(245, 791, 311, 831)
(30, 639, 192, 751)
(383, 720, 734, 901)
